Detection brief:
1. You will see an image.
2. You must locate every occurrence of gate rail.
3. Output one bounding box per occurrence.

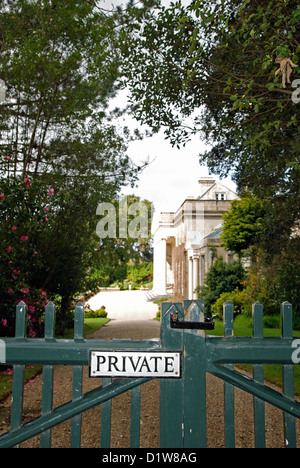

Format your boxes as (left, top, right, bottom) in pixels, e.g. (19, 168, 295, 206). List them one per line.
(0, 299, 299, 448)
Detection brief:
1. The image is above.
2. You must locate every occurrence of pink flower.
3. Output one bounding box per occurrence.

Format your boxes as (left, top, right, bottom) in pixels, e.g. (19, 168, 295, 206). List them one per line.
(20, 235, 28, 241)
(11, 225, 17, 231)
(48, 188, 54, 195)
(0, 194, 4, 200)
(28, 305, 35, 313)
(20, 287, 29, 294)
(44, 217, 48, 222)
(16, 298, 28, 305)
(5, 156, 10, 160)
(2, 319, 7, 327)
(45, 207, 49, 213)
(7, 289, 14, 295)
(13, 269, 20, 275)
(24, 177, 30, 188)
(7, 246, 12, 253)
(34, 251, 38, 255)
(28, 328, 36, 338)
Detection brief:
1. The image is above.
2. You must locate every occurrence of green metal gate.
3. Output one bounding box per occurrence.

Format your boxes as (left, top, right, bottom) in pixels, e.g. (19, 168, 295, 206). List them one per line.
(0, 299, 299, 448)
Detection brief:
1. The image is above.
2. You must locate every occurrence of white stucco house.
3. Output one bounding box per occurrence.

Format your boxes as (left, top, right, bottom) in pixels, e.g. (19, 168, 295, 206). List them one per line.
(151, 177, 239, 299)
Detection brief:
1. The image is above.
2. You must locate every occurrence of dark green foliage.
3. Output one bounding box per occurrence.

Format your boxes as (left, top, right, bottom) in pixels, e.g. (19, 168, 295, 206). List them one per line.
(119, 0, 300, 256)
(198, 257, 246, 314)
(85, 308, 108, 319)
(222, 195, 266, 255)
(0, 1, 146, 331)
(126, 263, 153, 284)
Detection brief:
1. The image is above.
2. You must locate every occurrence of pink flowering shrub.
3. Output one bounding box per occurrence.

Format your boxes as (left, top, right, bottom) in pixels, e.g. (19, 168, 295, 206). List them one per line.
(0, 174, 54, 337)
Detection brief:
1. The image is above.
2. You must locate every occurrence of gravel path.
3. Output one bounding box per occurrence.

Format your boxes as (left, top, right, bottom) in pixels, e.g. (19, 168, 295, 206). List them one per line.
(0, 319, 299, 448)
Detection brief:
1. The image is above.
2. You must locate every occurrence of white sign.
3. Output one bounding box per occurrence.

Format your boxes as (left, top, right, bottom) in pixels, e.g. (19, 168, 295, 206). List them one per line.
(89, 350, 181, 378)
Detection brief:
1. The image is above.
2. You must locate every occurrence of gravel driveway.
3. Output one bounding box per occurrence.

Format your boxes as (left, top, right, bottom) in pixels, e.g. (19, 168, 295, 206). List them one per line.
(0, 319, 299, 448)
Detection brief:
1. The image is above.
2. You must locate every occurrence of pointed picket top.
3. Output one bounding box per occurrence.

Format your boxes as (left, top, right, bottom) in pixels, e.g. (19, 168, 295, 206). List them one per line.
(223, 301, 234, 338)
(162, 302, 183, 321)
(15, 301, 27, 338)
(281, 302, 293, 338)
(74, 302, 84, 340)
(44, 302, 55, 339)
(184, 300, 205, 323)
(252, 301, 263, 339)
(161, 301, 184, 344)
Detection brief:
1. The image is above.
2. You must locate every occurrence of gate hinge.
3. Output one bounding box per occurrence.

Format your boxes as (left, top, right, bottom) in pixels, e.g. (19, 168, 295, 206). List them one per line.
(170, 311, 214, 330)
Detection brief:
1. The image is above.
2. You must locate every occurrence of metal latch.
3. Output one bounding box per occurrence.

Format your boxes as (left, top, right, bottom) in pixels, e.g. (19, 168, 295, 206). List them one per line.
(170, 311, 214, 330)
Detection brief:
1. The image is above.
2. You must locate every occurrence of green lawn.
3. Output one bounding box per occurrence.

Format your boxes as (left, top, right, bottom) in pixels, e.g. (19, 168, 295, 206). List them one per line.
(62, 317, 110, 339)
(207, 315, 300, 396)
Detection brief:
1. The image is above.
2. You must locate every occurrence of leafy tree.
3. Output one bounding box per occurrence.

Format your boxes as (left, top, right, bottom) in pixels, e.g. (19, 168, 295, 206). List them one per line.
(258, 236, 300, 326)
(221, 195, 266, 257)
(198, 257, 245, 314)
(0, 1, 149, 328)
(0, 175, 53, 336)
(119, 0, 300, 249)
(211, 288, 244, 318)
(95, 194, 154, 287)
(126, 263, 153, 285)
(0, 0, 121, 175)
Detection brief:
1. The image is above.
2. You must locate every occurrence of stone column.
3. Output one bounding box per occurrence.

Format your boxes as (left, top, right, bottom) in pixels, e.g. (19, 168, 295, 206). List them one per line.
(161, 238, 167, 294)
(188, 255, 193, 300)
(193, 254, 200, 299)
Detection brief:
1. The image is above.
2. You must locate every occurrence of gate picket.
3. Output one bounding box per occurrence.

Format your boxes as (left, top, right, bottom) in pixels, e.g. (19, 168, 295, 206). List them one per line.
(281, 302, 296, 448)
(160, 302, 184, 448)
(252, 302, 266, 448)
(223, 301, 235, 448)
(40, 302, 55, 448)
(10, 302, 26, 447)
(100, 378, 112, 448)
(182, 301, 207, 448)
(130, 385, 141, 448)
(71, 302, 84, 448)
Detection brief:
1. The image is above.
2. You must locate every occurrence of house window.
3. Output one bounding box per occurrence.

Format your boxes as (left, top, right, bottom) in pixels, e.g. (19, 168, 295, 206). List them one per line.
(216, 193, 226, 201)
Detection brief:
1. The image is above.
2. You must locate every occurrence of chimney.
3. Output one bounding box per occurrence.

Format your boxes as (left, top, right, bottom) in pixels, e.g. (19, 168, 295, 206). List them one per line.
(198, 177, 215, 196)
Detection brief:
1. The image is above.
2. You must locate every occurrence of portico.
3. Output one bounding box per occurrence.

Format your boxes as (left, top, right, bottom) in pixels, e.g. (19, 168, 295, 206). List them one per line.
(152, 177, 239, 299)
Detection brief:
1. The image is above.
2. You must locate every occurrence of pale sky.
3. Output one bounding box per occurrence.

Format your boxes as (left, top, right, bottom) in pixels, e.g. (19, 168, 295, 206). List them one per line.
(115, 95, 236, 214)
(102, 0, 237, 214)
